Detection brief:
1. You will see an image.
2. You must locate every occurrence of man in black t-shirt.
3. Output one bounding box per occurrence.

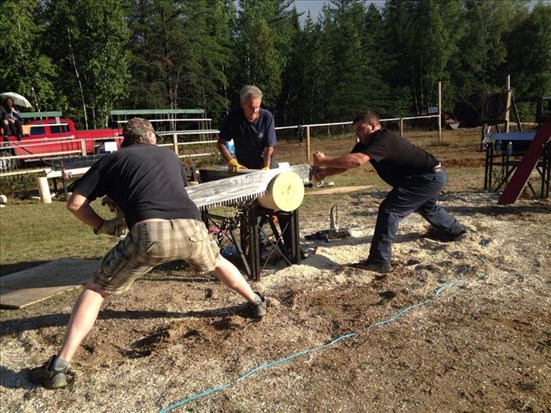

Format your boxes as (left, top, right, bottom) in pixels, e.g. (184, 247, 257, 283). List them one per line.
(28, 118, 266, 390)
(313, 111, 467, 273)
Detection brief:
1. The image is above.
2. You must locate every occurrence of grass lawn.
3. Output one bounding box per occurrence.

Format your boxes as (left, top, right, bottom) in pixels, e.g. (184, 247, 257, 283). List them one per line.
(0, 127, 489, 277)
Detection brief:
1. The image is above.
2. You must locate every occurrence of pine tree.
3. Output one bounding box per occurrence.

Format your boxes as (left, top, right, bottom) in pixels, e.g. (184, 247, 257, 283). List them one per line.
(43, 0, 130, 128)
(230, 0, 295, 111)
(0, 0, 57, 111)
(504, 2, 551, 106)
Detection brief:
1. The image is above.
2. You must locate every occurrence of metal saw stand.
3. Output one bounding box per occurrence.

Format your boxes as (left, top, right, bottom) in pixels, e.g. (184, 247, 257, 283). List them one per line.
(202, 202, 301, 281)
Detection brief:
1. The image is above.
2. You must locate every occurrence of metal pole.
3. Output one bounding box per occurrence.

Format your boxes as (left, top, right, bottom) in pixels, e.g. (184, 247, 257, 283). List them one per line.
(506, 75, 511, 133)
(438, 81, 442, 143)
(306, 126, 311, 163)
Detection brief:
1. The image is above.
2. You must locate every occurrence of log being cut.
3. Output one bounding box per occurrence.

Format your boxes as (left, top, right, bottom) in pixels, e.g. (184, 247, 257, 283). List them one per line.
(186, 164, 310, 211)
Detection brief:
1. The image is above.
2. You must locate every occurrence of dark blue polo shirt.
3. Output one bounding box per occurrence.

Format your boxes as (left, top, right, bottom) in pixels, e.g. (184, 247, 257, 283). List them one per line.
(219, 108, 277, 169)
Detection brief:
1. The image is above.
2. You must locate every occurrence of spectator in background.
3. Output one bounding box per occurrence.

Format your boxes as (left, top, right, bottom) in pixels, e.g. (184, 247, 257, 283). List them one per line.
(0, 105, 7, 141)
(2, 97, 23, 141)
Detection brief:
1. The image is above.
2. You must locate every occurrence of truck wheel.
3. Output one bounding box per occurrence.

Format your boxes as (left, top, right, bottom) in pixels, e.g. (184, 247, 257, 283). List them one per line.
(0, 150, 17, 172)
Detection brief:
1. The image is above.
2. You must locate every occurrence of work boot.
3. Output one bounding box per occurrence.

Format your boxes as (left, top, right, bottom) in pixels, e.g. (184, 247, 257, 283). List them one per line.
(451, 227, 471, 241)
(427, 227, 470, 242)
(349, 260, 393, 273)
(28, 355, 69, 389)
(248, 292, 267, 318)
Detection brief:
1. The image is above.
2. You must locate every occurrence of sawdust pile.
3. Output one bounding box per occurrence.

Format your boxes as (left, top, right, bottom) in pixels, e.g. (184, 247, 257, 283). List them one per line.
(1, 192, 550, 413)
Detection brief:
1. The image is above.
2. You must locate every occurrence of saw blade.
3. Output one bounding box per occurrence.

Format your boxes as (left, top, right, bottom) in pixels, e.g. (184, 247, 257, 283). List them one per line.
(186, 164, 310, 209)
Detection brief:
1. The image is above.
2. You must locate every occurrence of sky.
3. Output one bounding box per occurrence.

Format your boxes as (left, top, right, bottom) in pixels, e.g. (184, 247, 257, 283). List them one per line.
(292, 0, 546, 24)
(293, 0, 380, 23)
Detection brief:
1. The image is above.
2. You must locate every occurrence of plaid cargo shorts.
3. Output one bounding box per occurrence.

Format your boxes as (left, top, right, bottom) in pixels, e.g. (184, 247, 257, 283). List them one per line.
(92, 219, 220, 293)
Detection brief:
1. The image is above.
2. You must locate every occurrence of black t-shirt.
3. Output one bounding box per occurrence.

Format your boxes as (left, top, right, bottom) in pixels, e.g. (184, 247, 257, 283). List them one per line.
(218, 108, 277, 169)
(351, 129, 439, 187)
(71, 144, 201, 228)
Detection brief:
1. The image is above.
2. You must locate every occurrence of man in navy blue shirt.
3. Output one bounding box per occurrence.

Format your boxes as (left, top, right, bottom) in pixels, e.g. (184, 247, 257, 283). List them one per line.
(314, 111, 467, 273)
(217, 85, 277, 171)
(217, 86, 296, 263)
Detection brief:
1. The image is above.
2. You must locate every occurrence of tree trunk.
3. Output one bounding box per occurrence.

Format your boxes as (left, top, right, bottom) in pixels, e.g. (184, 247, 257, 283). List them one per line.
(67, 27, 88, 129)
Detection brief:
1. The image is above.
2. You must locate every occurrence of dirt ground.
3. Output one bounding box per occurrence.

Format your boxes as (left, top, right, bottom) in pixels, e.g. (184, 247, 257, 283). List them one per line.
(1, 131, 551, 412)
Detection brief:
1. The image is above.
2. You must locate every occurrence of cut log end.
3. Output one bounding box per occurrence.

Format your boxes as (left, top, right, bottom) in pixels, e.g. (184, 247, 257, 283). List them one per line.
(258, 171, 305, 212)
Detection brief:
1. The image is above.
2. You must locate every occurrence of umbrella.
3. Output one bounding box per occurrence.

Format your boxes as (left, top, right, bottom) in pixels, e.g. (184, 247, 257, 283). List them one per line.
(1, 92, 33, 108)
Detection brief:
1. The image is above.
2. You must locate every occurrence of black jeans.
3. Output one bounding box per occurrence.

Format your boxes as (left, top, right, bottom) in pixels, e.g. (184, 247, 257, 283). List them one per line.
(368, 169, 464, 264)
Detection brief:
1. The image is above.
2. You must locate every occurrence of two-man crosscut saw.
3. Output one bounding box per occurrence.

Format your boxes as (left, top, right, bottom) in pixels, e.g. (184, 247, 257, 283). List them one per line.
(185, 164, 311, 209)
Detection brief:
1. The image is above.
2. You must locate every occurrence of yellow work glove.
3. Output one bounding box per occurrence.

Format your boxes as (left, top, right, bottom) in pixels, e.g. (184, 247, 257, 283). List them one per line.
(228, 158, 246, 173)
(261, 166, 270, 170)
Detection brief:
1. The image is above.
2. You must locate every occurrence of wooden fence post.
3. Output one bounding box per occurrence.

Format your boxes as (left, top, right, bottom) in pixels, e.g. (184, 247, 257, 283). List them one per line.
(306, 126, 311, 163)
(438, 81, 442, 143)
(173, 133, 178, 155)
(36, 176, 52, 204)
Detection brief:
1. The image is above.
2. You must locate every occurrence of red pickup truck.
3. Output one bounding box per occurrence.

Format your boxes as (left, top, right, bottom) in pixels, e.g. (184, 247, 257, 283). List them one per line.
(0, 117, 123, 171)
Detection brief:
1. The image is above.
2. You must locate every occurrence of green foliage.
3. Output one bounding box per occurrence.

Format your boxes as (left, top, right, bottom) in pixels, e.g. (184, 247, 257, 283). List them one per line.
(505, 2, 551, 100)
(1, 0, 547, 128)
(230, 0, 296, 108)
(80, 0, 131, 127)
(41, 0, 130, 128)
(0, 0, 57, 111)
(122, 0, 232, 120)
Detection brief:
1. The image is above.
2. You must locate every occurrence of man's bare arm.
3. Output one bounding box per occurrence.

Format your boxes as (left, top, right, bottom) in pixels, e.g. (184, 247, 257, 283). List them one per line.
(313, 152, 370, 169)
(67, 192, 103, 231)
(312, 152, 370, 181)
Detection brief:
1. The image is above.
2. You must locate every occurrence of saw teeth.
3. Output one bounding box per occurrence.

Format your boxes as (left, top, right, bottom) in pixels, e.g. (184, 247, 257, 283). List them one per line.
(187, 164, 309, 209)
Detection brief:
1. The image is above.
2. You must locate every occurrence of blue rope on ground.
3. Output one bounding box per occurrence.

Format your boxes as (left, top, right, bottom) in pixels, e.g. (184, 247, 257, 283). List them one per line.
(158, 278, 464, 413)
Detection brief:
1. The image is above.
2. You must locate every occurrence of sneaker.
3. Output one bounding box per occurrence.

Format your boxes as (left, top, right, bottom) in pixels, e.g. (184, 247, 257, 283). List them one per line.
(349, 260, 393, 273)
(28, 355, 68, 389)
(248, 292, 267, 318)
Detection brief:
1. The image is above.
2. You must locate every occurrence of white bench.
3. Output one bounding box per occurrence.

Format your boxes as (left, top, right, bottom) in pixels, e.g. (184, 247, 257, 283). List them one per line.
(37, 155, 105, 203)
(37, 167, 91, 203)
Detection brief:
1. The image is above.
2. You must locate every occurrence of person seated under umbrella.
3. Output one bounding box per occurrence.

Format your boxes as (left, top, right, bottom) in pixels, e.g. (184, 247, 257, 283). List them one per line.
(2, 97, 24, 141)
